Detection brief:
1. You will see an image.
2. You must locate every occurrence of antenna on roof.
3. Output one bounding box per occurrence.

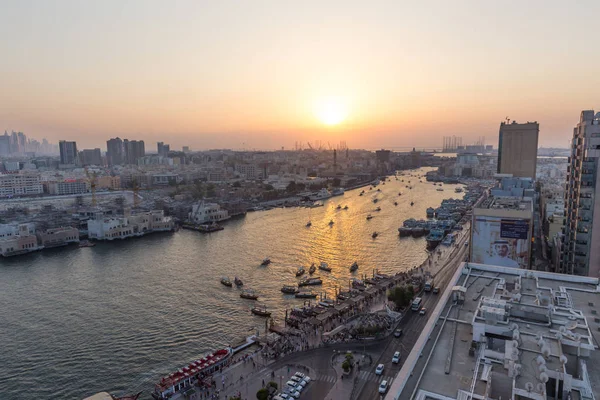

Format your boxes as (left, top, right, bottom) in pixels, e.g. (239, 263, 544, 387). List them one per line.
(505, 117, 510, 124)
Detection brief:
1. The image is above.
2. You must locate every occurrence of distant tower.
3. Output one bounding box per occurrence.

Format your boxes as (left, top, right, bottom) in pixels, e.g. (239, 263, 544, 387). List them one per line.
(346, 148, 349, 159)
(333, 149, 337, 167)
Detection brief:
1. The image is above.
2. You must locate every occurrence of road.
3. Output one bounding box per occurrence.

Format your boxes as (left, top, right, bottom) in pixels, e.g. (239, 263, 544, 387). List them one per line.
(356, 232, 470, 400)
(224, 230, 471, 400)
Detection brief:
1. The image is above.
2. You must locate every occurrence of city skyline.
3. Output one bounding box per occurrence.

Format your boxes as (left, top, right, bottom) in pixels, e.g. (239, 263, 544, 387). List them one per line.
(1, 1, 599, 150)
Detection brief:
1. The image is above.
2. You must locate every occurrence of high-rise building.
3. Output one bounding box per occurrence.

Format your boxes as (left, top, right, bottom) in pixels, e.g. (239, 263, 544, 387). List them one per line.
(182, 146, 190, 152)
(106, 137, 124, 166)
(560, 110, 600, 277)
(58, 140, 78, 165)
(79, 149, 103, 166)
(0, 133, 10, 156)
(157, 142, 170, 157)
(497, 121, 539, 179)
(124, 139, 145, 164)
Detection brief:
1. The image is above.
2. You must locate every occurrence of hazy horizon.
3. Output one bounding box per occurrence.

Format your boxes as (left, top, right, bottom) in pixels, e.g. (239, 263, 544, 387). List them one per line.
(1, 0, 598, 150)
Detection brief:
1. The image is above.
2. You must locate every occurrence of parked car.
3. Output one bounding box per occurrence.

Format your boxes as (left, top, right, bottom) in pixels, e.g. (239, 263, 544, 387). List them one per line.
(379, 380, 388, 394)
(433, 287, 440, 294)
(375, 363, 384, 375)
(284, 388, 301, 399)
(302, 376, 312, 384)
(291, 376, 303, 383)
(394, 329, 403, 338)
(392, 351, 401, 364)
(294, 372, 306, 379)
(419, 307, 427, 315)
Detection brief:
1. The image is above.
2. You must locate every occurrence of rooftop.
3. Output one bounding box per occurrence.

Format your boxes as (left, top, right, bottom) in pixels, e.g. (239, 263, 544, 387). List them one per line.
(387, 263, 600, 400)
(477, 196, 533, 211)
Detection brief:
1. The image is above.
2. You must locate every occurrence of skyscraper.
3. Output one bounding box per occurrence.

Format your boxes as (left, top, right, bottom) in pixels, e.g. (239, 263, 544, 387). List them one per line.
(79, 149, 103, 166)
(497, 121, 539, 179)
(106, 137, 124, 166)
(124, 139, 145, 164)
(560, 110, 600, 277)
(59, 140, 78, 165)
(157, 142, 170, 157)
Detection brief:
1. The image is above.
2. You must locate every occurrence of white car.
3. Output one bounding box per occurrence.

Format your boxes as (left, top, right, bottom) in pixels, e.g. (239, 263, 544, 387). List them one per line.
(392, 351, 401, 364)
(302, 376, 312, 384)
(379, 380, 388, 394)
(286, 381, 298, 390)
(278, 394, 290, 400)
(291, 376, 303, 383)
(375, 363, 384, 375)
(420, 308, 427, 316)
(285, 389, 301, 399)
(294, 372, 306, 379)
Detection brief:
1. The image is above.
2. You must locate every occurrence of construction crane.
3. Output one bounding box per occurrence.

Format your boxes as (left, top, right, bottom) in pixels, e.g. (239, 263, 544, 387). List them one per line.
(84, 167, 98, 207)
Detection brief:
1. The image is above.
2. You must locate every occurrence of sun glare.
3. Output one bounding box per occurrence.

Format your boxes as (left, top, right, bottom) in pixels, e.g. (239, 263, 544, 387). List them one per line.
(314, 97, 349, 126)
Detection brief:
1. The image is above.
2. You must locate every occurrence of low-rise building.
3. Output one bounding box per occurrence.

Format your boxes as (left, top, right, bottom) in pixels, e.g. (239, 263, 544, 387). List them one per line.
(46, 180, 89, 195)
(0, 173, 44, 197)
(187, 201, 230, 224)
(87, 210, 174, 241)
(0, 223, 41, 256)
(37, 227, 79, 248)
(388, 262, 599, 400)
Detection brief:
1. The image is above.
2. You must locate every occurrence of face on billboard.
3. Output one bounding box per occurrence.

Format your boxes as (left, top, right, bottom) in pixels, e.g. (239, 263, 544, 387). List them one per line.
(471, 217, 530, 268)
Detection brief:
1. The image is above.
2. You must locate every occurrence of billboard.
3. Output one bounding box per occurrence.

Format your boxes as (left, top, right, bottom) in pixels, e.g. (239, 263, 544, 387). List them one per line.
(471, 216, 530, 268)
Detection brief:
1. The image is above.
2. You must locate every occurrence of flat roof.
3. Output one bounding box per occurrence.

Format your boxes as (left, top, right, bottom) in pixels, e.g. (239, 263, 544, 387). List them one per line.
(476, 196, 533, 211)
(387, 263, 600, 400)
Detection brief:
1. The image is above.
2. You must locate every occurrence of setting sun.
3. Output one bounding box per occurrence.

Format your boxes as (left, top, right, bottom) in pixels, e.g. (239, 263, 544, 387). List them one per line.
(314, 97, 349, 126)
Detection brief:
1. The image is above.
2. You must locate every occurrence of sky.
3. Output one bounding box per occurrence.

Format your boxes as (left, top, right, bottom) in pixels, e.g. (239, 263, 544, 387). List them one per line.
(0, 0, 599, 151)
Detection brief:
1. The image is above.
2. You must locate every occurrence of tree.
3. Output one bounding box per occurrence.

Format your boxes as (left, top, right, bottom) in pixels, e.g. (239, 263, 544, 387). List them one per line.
(263, 184, 274, 191)
(341, 359, 351, 372)
(233, 181, 242, 188)
(267, 381, 278, 390)
(206, 183, 216, 197)
(286, 181, 297, 193)
(256, 388, 269, 400)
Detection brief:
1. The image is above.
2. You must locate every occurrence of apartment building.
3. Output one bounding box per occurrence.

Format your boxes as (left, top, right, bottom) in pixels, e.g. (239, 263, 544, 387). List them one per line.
(0, 173, 44, 197)
(561, 110, 600, 277)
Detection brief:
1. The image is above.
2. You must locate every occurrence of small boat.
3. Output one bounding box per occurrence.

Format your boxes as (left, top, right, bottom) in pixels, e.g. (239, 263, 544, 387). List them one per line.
(306, 221, 312, 227)
(78, 240, 95, 248)
(295, 291, 318, 299)
(299, 277, 323, 287)
(398, 192, 401, 196)
(359, 192, 364, 196)
(319, 299, 335, 308)
(234, 277, 243, 286)
(308, 263, 316, 274)
(328, 220, 334, 226)
(336, 205, 342, 210)
(350, 261, 359, 272)
(240, 289, 258, 300)
(455, 187, 463, 193)
(261, 257, 271, 266)
(343, 205, 348, 210)
(373, 198, 378, 203)
(251, 305, 271, 317)
(436, 188, 444, 191)
(319, 262, 332, 272)
(372, 232, 378, 239)
(375, 206, 381, 212)
(377, 188, 381, 192)
(410, 201, 414, 206)
(296, 266, 306, 277)
(281, 285, 299, 294)
(366, 214, 373, 220)
(394, 201, 398, 206)
(220, 277, 232, 287)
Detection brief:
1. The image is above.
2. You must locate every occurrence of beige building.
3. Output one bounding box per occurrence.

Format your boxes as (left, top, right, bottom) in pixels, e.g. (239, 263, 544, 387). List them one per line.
(497, 121, 539, 179)
(37, 227, 79, 248)
(96, 176, 121, 190)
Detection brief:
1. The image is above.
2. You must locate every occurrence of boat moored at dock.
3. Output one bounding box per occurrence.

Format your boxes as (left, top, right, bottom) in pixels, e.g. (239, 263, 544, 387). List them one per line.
(220, 277, 232, 287)
(152, 348, 233, 399)
(298, 277, 323, 287)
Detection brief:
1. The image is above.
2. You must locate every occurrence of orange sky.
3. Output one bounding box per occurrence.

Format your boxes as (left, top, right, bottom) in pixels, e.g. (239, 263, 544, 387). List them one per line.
(0, 1, 598, 150)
